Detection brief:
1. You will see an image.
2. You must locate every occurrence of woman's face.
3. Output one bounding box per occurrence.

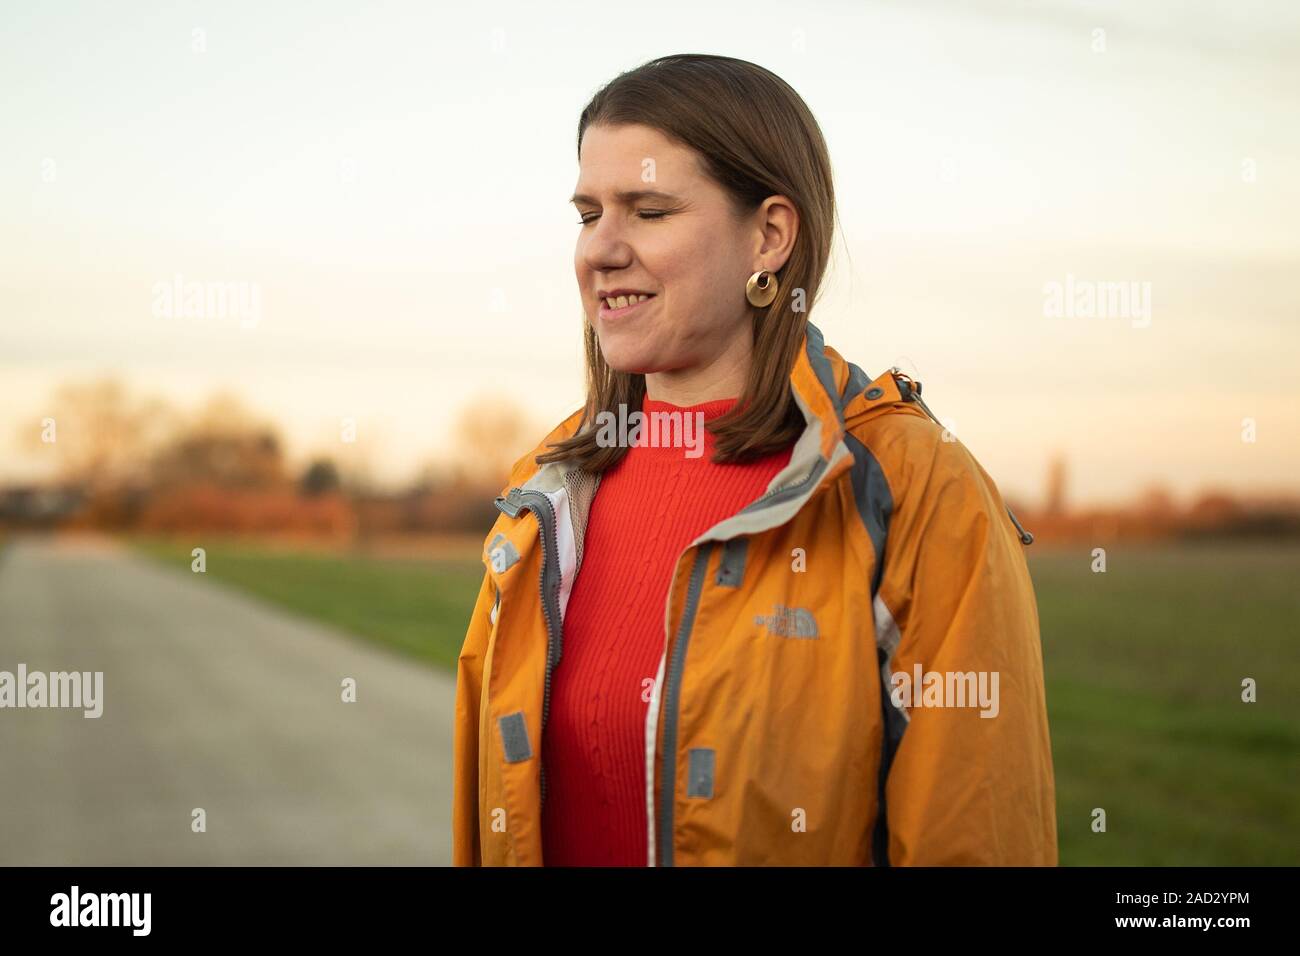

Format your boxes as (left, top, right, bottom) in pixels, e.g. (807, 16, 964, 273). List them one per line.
(572, 122, 794, 403)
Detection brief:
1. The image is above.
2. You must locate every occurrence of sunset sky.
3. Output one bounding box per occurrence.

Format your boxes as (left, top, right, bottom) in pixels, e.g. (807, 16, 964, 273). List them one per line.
(2, 0, 1297, 508)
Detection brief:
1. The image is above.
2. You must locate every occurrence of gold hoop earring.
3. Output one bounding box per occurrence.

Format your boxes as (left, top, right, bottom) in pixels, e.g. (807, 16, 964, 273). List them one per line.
(746, 269, 779, 308)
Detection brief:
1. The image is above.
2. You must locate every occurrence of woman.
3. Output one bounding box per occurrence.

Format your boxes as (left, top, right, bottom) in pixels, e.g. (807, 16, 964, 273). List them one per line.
(453, 54, 1056, 866)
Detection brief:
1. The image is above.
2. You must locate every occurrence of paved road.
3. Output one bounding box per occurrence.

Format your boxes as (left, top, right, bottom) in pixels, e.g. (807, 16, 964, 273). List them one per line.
(0, 534, 456, 865)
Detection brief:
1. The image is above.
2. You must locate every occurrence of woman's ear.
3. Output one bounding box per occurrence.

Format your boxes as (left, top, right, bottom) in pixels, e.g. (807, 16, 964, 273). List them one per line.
(753, 194, 798, 273)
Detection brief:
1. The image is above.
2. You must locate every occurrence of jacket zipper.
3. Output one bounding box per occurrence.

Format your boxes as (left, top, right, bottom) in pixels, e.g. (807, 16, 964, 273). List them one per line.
(655, 541, 714, 867)
(742, 455, 826, 513)
(652, 452, 829, 864)
(493, 486, 563, 809)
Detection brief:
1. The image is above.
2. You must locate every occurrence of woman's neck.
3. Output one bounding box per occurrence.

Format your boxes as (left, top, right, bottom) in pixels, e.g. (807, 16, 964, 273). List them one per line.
(643, 339, 752, 406)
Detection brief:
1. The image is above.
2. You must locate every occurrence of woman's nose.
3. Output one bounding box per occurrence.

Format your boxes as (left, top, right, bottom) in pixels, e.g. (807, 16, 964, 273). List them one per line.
(581, 215, 633, 271)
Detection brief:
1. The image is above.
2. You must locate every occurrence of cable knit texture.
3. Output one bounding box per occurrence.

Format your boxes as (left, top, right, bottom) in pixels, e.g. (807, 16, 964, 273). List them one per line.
(541, 392, 796, 866)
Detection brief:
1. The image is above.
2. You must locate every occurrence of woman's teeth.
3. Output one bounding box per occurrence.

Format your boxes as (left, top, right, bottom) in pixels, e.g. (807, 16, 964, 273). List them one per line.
(605, 294, 651, 309)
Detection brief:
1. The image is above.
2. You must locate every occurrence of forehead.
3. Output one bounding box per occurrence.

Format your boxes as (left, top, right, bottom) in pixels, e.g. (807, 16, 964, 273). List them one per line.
(575, 123, 702, 190)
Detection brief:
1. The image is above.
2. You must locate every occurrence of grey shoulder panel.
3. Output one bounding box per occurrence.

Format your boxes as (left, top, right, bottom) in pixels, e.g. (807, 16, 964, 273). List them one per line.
(842, 431, 894, 598)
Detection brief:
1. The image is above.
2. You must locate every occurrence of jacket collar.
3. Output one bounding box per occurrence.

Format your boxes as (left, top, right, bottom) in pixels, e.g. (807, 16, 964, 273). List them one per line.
(696, 319, 857, 543)
(510, 320, 893, 543)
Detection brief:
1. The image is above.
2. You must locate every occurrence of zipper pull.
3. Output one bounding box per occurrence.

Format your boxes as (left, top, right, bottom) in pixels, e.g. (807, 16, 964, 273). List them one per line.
(495, 487, 525, 517)
(1006, 507, 1034, 546)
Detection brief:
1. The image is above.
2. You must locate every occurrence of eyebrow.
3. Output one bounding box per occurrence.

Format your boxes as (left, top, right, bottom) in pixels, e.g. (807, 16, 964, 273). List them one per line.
(569, 189, 682, 206)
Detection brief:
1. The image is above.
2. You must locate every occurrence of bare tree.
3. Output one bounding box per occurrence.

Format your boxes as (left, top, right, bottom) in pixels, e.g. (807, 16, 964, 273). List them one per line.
(15, 378, 179, 494)
(148, 390, 287, 490)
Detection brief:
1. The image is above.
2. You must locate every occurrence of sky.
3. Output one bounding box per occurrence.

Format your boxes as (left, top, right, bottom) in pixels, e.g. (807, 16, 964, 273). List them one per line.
(2, 0, 1297, 508)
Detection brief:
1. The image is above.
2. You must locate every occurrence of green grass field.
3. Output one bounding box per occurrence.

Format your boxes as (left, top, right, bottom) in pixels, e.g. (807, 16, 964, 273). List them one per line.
(129, 536, 485, 671)
(1030, 541, 1299, 866)
(128, 534, 1299, 865)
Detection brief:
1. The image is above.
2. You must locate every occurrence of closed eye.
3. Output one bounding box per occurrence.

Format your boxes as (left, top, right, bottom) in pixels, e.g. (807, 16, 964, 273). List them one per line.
(577, 210, 670, 225)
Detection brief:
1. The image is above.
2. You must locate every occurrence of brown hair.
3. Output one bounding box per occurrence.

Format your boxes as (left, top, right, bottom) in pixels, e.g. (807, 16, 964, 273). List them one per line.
(535, 53, 839, 471)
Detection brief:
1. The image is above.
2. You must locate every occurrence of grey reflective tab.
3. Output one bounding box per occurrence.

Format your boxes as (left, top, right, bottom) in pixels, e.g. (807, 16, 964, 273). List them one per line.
(714, 536, 749, 588)
(488, 536, 520, 573)
(686, 748, 715, 798)
(497, 711, 533, 763)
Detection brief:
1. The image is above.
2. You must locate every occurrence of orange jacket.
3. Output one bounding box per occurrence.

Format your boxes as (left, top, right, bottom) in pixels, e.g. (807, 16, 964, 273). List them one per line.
(453, 321, 1057, 865)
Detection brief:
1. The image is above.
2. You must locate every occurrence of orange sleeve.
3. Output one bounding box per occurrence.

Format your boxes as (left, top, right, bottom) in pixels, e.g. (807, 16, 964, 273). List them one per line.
(874, 434, 1058, 865)
(452, 562, 497, 867)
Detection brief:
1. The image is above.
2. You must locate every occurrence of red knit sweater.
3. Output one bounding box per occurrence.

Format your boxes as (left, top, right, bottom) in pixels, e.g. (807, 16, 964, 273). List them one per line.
(540, 393, 796, 866)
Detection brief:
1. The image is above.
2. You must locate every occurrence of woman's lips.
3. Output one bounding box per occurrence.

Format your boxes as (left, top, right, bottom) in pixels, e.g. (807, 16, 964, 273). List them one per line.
(598, 294, 656, 320)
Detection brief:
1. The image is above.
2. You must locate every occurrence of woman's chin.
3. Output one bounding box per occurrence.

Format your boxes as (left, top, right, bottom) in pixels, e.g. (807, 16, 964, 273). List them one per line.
(604, 360, 655, 376)
(596, 334, 659, 373)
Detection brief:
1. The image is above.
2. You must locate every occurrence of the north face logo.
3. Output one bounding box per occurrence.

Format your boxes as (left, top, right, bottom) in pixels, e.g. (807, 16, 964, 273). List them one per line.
(754, 605, 819, 639)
